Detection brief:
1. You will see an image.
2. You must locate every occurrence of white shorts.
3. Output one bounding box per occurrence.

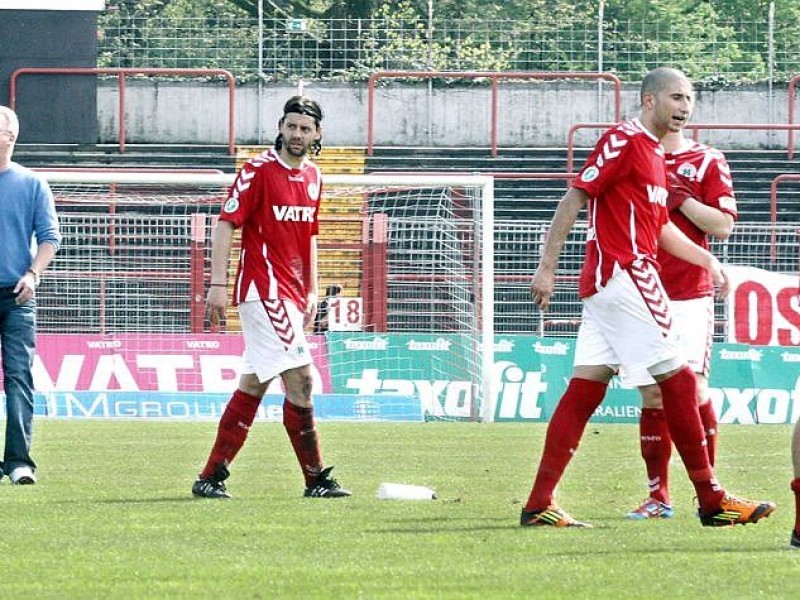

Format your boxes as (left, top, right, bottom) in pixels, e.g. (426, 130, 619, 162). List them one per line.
(238, 299, 313, 383)
(618, 295, 713, 387)
(573, 260, 684, 378)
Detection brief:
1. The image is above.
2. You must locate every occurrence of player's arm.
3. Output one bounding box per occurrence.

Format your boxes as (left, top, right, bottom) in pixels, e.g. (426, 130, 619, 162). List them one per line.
(531, 187, 588, 311)
(305, 236, 319, 328)
(206, 219, 235, 325)
(659, 221, 729, 297)
(677, 197, 735, 240)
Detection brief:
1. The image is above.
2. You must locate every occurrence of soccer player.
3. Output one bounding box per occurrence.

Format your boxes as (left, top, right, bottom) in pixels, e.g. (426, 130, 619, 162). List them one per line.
(192, 95, 351, 499)
(622, 130, 738, 520)
(520, 67, 775, 528)
(0, 105, 61, 485)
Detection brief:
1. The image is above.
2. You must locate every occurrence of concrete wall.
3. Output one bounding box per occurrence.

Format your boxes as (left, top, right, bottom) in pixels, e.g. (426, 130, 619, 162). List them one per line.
(97, 80, 792, 149)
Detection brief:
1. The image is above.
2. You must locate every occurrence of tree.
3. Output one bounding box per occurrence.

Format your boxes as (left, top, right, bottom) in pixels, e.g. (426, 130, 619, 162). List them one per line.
(227, 0, 375, 19)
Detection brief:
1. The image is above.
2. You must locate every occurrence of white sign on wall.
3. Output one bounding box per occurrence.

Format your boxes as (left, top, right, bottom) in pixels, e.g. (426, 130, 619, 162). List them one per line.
(328, 297, 364, 332)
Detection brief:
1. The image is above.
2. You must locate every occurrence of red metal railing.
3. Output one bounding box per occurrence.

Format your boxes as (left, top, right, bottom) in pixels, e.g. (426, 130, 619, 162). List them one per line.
(567, 122, 800, 173)
(366, 71, 622, 158)
(370, 170, 576, 185)
(770, 174, 800, 262)
(10, 67, 236, 154)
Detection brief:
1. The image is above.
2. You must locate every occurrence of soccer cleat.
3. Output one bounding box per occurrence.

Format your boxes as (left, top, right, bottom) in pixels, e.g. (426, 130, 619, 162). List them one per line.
(520, 504, 593, 528)
(698, 493, 776, 527)
(303, 466, 351, 498)
(192, 463, 232, 499)
(791, 529, 800, 549)
(9, 466, 36, 485)
(625, 498, 674, 520)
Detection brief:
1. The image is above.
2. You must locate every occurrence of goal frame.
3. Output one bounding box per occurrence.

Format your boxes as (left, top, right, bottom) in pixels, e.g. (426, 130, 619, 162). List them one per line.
(40, 171, 497, 422)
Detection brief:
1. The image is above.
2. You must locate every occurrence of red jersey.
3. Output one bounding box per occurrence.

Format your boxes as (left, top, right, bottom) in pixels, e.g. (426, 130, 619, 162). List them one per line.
(219, 148, 322, 308)
(573, 119, 669, 298)
(659, 142, 738, 300)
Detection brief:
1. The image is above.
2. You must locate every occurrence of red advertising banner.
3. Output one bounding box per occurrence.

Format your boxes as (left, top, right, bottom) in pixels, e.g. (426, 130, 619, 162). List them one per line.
(7, 334, 332, 393)
(726, 266, 800, 346)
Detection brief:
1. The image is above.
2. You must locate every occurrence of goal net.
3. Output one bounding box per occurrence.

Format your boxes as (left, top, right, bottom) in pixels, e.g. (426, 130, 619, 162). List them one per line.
(34, 171, 495, 422)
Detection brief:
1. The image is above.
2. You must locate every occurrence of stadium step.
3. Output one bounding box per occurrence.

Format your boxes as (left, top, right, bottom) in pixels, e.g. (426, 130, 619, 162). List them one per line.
(366, 146, 800, 222)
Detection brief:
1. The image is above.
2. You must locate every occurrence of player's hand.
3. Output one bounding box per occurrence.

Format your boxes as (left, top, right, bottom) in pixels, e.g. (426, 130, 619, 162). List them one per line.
(708, 258, 730, 299)
(666, 171, 695, 211)
(714, 267, 730, 300)
(304, 292, 318, 328)
(530, 268, 556, 311)
(206, 286, 228, 327)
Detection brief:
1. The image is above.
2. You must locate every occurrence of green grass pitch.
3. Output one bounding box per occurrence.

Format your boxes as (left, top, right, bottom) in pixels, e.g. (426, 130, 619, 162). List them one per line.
(3, 419, 797, 598)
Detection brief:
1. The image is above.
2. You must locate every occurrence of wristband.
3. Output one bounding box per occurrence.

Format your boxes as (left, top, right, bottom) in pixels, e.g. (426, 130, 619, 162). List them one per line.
(209, 283, 227, 287)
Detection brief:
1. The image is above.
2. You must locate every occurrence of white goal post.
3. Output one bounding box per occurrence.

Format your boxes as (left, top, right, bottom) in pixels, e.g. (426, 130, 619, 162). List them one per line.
(38, 171, 497, 422)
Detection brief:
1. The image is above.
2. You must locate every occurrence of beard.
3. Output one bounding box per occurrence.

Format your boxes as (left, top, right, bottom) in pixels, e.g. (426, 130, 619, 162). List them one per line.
(284, 139, 309, 158)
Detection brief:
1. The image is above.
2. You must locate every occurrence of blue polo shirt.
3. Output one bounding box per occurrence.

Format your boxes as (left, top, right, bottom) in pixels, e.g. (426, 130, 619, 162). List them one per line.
(0, 162, 61, 287)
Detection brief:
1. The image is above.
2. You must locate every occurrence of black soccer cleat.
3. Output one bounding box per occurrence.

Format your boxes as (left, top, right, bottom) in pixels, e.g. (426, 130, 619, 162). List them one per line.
(791, 529, 800, 549)
(192, 462, 232, 499)
(303, 466, 351, 498)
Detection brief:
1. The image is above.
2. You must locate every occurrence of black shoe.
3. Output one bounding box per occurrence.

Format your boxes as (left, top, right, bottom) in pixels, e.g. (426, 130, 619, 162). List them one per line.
(304, 466, 351, 498)
(192, 463, 232, 499)
(791, 529, 800, 549)
(9, 466, 37, 485)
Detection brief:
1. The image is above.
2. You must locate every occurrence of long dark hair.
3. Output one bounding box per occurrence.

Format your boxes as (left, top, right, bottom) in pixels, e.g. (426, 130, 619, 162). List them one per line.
(274, 95, 323, 156)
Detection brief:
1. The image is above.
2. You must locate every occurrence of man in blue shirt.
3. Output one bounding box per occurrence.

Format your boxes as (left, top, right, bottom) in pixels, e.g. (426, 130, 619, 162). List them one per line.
(0, 105, 61, 485)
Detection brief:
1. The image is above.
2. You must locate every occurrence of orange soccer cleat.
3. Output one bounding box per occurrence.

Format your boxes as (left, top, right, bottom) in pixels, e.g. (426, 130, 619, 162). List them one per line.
(520, 504, 593, 528)
(698, 494, 776, 527)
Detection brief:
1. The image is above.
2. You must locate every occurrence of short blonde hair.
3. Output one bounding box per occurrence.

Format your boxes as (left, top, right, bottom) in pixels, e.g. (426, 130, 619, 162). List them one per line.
(0, 105, 20, 136)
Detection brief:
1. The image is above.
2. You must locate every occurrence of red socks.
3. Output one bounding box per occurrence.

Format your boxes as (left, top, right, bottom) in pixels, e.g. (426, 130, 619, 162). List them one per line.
(639, 408, 672, 504)
(283, 399, 324, 486)
(525, 378, 608, 511)
(638, 400, 717, 504)
(698, 401, 718, 466)
(792, 478, 800, 537)
(200, 389, 261, 479)
(657, 367, 723, 513)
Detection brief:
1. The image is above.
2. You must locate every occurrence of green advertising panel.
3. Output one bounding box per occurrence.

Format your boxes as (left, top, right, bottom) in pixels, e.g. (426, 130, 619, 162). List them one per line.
(708, 344, 800, 424)
(326, 333, 476, 419)
(492, 336, 642, 423)
(327, 333, 800, 424)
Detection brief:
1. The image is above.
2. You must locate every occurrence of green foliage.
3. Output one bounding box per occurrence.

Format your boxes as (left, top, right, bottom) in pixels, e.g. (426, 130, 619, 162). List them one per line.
(357, 0, 516, 75)
(100, 0, 256, 74)
(603, 0, 769, 84)
(98, 0, 800, 82)
(4, 420, 797, 597)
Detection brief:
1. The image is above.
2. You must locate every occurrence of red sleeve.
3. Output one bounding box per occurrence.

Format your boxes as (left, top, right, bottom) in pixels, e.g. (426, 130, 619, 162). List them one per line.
(700, 154, 738, 219)
(311, 179, 322, 237)
(219, 162, 261, 227)
(572, 128, 632, 198)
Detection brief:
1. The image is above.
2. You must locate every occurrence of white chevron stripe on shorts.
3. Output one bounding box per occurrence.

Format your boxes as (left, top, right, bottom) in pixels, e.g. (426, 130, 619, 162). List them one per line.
(627, 261, 672, 337)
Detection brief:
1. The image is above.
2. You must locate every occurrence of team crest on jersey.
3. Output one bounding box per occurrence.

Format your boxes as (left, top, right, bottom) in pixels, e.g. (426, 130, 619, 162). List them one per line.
(581, 166, 599, 182)
(677, 162, 697, 179)
(307, 182, 320, 201)
(223, 198, 240, 213)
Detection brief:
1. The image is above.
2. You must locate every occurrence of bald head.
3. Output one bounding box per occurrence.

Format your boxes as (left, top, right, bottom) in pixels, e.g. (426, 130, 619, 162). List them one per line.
(640, 67, 691, 103)
(0, 105, 19, 137)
